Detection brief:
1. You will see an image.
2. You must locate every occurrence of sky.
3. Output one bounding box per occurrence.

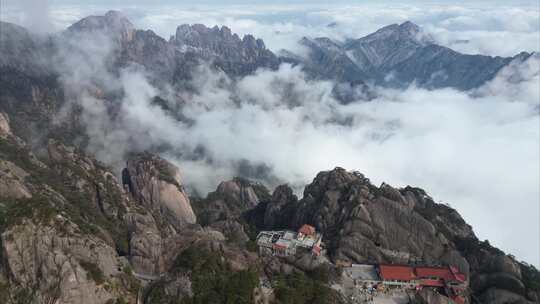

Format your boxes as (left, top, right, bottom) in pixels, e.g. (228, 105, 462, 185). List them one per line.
(1, 0, 539, 267)
(2, 0, 540, 56)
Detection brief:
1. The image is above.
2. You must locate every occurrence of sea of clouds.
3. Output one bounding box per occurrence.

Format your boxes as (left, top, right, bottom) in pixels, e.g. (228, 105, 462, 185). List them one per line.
(1, 0, 539, 267)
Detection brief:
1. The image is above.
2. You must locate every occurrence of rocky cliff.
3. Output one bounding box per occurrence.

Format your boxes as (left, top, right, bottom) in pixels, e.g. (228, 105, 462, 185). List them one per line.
(254, 167, 540, 303)
(284, 21, 535, 90)
(123, 153, 196, 230)
(0, 112, 229, 303)
(173, 24, 280, 76)
(0, 113, 137, 303)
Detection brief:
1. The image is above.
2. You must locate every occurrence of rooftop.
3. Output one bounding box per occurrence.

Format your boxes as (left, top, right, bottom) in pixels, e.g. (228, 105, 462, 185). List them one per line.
(274, 239, 293, 249)
(299, 224, 316, 236)
(416, 266, 466, 283)
(379, 265, 416, 281)
(256, 225, 323, 256)
(367, 264, 467, 284)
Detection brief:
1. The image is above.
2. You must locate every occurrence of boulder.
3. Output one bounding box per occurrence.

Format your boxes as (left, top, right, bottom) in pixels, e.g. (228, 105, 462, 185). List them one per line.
(127, 212, 164, 276)
(414, 289, 453, 304)
(195, 177, 270, 225)
(0, 112, 11, 137)
(210, 219, 249, 244)
(0, 160, 32, 199)
(264, 184, 298, 229)
(123, 153, 196, 231)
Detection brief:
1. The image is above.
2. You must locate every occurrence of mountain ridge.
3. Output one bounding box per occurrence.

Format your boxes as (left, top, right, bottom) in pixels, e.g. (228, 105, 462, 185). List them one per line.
(1, 12, 534, 91)
(285, 20, 534, 90)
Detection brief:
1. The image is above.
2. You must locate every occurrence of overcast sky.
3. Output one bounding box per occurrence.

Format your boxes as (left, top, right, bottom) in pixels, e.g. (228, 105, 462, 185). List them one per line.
(2, 0, 539, 56)
(1, 0, 539, 267)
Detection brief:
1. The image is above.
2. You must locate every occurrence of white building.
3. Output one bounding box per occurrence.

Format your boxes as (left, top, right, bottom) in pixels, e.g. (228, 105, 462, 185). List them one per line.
(256, 225, 322, 257)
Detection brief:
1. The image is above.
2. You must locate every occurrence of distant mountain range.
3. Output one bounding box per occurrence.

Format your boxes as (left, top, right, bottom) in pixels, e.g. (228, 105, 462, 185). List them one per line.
(282, 21, 535, 91)
(1, 11, 536, 93)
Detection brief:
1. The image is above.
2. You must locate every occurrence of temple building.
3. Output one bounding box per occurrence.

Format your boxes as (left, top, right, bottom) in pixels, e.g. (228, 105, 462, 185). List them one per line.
(343, 263, 467, 304)
(256, 224, 323, 257)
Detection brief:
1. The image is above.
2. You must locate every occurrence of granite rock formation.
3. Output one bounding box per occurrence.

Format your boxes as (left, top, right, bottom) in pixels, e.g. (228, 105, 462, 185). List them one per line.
(254, 167, 540, 303)
(284, 21, 536, 90)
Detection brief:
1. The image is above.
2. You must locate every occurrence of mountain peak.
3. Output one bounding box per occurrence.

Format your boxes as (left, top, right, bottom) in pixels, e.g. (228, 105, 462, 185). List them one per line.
(104, 10, 123, 19)
(171, 23, 278, 75)
(399, 20, 420, 32)
(174, 23, 272, 54)
(357, 20, 432, 46)
(66, 10, 134, 42)
(174, 24, 243, 47)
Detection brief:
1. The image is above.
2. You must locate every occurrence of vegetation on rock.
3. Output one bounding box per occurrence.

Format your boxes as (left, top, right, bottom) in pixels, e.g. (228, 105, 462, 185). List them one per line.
(274, 271, 332, 304)
(173, 247, 259, 304)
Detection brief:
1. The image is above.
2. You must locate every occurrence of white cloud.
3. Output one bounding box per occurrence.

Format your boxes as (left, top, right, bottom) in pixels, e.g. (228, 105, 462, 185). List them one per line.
(194, 60, 538, 267)
(63, 56, 537, 265)
(1, 0, 55, 34)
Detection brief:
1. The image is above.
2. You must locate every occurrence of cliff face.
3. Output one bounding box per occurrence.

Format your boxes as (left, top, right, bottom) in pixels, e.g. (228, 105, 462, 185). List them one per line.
(191, 177, 271, 245)
(0, 113, 266, 304)
(123, 153, 197, 230)
(173, 24, 280, 77)
(0, 114, 168, 302)
(255, 167, 540, 303)
(0, 114, 137, 302)
(194, 177, 269, 224)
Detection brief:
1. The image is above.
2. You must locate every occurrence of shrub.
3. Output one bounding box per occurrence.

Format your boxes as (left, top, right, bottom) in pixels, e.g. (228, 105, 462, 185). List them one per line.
(246, 240, 258, 252)
(309, 265, 330, 283)
(274, 272, 332, 304)
(79, 260, 105, 285)
(521, 263, 540, 291)
(172, 247, 259, 304)
(0, 195, 57, 230)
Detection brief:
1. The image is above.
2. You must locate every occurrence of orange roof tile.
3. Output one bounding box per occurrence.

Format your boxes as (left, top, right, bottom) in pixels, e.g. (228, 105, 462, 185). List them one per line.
(299, 224, 316, 236)
(416, 266, 466, 283)
(379, 265, 416, 281)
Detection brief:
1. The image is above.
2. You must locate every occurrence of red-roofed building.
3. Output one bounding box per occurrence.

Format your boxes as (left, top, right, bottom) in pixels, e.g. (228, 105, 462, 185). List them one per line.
(451, 295, 465, 304)
(416, 266, 467, 284)
(419, 278, 444, 287)
(256, 225, 323, 257)
(298, 224, 316, 236)
(378, 265, 416, 281)
(416, 267, 451, 280)
(343, 263, 467, 303)
(449, 266, 467, 283)
(272, 240, 294, 256)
